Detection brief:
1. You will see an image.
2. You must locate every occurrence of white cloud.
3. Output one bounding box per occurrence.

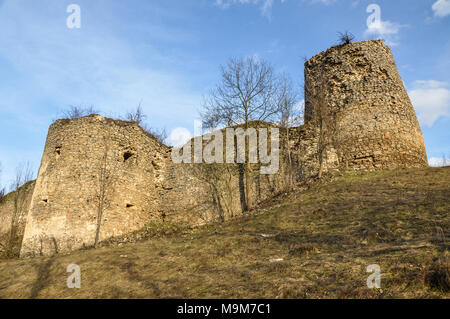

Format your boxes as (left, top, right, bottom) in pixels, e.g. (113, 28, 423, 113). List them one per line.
(409, 80, 450, 127)
(432, 0, 450, 18)
(365, 20, 400, 36)
(309, 0, 336, 4)
(364, 20, 403, 46)
(214, 0, 338, 18)
(215, 0, 286, 19)
(363, 4, 404, 46)
(167, 127, 192, 147)
(429, 157, 449, 167)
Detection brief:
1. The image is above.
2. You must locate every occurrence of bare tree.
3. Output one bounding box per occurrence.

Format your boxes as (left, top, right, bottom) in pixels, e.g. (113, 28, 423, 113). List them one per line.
(62, 105, 99, 119)
(202, 56, 279, 128)
(442, 153, 448, 167)
(337, 31, 355, 45)
(201, 56, 279, 212)
(94, 136, 113, 248)
(304, 71, 336, 179)
(10, 162, 33, 196)
(276, 74, 303, 187)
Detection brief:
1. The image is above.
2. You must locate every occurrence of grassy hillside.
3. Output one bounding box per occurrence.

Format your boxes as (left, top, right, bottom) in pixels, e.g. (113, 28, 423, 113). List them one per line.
(0, 167, 448, 299)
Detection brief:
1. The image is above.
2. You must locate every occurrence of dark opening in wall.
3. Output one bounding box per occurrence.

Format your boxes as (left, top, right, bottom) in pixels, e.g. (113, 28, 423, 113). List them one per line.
(126, 203, 135, 208)
(55, 147, 61, 159)
(123, 151, 134, 162)
(42, 199, 48, 203)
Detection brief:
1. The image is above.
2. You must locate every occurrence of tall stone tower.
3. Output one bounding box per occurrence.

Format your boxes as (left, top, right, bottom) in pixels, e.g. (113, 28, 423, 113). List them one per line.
(304, 40, 428, 170)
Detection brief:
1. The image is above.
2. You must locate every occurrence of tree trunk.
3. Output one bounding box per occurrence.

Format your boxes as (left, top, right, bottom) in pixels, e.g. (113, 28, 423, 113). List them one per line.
(94, 138, 109, 248)
(318, 118, 325, 179)
(238, 163, 248, 212)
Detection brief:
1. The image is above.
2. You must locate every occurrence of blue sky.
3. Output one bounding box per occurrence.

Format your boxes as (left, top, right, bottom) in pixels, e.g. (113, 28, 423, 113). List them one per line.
(0, 0, 449, 187)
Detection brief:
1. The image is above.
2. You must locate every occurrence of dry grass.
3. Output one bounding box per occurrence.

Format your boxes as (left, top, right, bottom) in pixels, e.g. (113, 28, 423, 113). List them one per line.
(0, 167, 448, 299)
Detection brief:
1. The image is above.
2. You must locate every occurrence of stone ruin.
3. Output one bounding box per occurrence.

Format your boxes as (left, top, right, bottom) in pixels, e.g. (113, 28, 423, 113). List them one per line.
(0, 40, 428, 257)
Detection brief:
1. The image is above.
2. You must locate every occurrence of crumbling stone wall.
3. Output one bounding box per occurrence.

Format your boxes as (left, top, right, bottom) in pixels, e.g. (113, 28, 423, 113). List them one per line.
(0, 40, 428, 257)
(304, 40, 428, 170)
(19, 117, 301, 256)
(20, 116, 171, 256)
(161, 123, 303, 225)
(0, 181, 35, 257)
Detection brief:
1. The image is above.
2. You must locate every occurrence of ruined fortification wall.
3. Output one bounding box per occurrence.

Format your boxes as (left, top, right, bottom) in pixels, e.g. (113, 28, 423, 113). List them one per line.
(2, 40, 428, 257)
(19, 116, 308, 256)
(305, 40, 428, 170)
(0, 181, 35, 257)
(160, 123, 314, 225)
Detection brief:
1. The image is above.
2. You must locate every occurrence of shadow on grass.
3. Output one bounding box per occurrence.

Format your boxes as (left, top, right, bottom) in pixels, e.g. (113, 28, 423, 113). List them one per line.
(30, 257, 55, 299)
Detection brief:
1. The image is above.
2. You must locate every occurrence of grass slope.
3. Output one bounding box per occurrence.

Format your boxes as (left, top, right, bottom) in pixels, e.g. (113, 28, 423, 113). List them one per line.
(0, 168, 449, 299)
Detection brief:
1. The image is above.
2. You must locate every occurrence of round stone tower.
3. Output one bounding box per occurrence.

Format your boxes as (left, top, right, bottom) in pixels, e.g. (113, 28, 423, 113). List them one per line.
(304, 40, 428, 170)
(20, 115, 170, 257)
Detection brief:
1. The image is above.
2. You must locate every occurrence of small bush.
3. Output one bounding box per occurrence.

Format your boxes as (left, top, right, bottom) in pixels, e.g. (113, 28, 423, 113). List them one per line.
(289, 244, 318, 256)
(337, 31, 355, 45)
(0, 187, 5, 203)
(124, 105, 167, 144)
(274, 231, 303, 244)
(62, 105, 99, 119)
(143, 125, 167, 144)
(424, 255, 450, 292)
(125, 105, 147, 124)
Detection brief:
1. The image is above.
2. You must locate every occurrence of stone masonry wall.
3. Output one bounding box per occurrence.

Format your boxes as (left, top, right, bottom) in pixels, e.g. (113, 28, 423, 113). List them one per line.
(19, 117, 313, 257)
(304, 40, 428, 170)
(0, 40, 428, 257)
(159, 123, 319, 226)
(0, 181, 35, 257)
(20, 116, 171, 256)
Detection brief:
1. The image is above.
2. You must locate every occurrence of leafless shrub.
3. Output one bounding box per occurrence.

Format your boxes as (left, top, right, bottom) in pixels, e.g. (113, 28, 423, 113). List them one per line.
(337, 31, 355, 45)
(62, 105, 99, 119)
(0, 161, 5, 202)
(288, 243, 318, 256)
(125, 104, 147, 125)
(124, 105, 167, 144)
(142, 124, 168, 144)
(442, 153, 448, 167)
(11, 161, 34, 191)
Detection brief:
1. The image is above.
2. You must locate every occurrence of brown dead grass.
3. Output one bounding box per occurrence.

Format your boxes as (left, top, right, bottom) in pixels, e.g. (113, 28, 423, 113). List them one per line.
(0, 167, 448, 299)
